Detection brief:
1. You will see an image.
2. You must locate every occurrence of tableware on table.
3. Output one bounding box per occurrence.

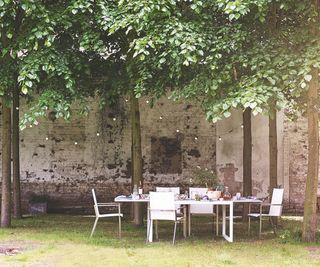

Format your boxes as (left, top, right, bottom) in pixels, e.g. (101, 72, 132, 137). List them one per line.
(219, 198, 224, 201)
(236, 192, 241, 200)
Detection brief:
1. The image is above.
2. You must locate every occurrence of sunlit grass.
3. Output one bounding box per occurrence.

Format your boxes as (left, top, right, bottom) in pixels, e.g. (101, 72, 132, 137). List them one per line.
(0, 214, 318, 266)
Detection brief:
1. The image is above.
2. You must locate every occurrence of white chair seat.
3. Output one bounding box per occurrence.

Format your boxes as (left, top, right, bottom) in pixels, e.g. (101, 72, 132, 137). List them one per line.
(188, 187, 218, 236)
(99, 213, 123, 218)
(90, 189, 122, 238)
(248, 188, 284, 235)
(248, 213, 279, 217)
(148, 192, 185, 245)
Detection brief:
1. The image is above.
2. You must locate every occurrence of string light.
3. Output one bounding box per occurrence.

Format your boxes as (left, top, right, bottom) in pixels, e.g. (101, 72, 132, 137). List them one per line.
(159, 116, 163, 120)
(96, 132, 100, 136)
(15, 107, 19, 110)
(113, 118, 116, 121)
(125, 99, 129, 102)
(240, 124, 244, 128)
(218, 136, 222, 141)
(176, 129, 180, 133)
(146, 100, 149, 104)
(194, 136, 198, 141)
(74, 141, 78, 145)
(29, 125, 32, 128)
(45, 137, 49, 141)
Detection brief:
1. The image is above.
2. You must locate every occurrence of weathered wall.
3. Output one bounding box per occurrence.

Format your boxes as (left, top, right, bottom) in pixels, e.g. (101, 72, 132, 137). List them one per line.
(0, 97, 216, 213)
(216, 109, 320, 213)
(0, 99, 318, 214)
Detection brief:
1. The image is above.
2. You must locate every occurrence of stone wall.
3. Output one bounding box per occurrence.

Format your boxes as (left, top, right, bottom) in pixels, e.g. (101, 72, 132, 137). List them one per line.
(0, 97, 216, 213)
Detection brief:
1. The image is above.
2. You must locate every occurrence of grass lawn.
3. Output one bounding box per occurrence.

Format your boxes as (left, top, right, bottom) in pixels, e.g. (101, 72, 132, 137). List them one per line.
(0, 214, 318, 266)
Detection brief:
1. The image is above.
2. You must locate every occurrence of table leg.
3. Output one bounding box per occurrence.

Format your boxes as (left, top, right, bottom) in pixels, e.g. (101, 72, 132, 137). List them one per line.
(183, 205, 187, 238)
(188, 205, 191, 236)
(222, 205, 226, 236)
(229, 203, 233, 242)
(222, 203, 233, 242)
(147, 202, 153, 242)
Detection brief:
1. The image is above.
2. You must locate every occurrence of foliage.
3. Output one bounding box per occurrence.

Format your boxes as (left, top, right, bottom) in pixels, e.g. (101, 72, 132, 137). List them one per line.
(191, 168, 218, 188)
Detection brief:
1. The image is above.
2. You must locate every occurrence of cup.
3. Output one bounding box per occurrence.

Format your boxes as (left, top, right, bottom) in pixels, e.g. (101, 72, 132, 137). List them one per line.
(236, 192, 241, 200)
(219, 198, 223, 201)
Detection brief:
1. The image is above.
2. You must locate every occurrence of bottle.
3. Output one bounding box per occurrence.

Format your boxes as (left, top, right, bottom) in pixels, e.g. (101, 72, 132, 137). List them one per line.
(138, 181, 143, 195)
(132, 184, 138, 199)
(223, 186, 231, 200)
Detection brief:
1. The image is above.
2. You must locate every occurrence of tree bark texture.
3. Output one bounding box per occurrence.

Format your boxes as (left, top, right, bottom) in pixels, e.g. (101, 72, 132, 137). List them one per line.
(302, 67, 319, 242)
(268, 3, 278, 199)
(242, 108, 252, 222)
(243, 108, 252, 196)
(1, 103, 12, 227)
(269, 106, 278, 196)
(302, 0, 319, 242)
(12, 82, 21, 219)
(131, 94, 143, 226)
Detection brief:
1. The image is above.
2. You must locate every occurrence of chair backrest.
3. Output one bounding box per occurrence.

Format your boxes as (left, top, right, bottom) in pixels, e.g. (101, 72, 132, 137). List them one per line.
(189, 188, 213, 214)
(149, 192, 176, 221)
(156, 187, 180, 194)
(92, 189, 99, 216)
(269, 188, 284, 216)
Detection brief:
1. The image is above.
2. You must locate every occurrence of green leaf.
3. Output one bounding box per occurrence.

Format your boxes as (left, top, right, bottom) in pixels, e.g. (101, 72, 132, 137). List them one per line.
(21, 86, 28, 94)
(304, 74, 312, 82)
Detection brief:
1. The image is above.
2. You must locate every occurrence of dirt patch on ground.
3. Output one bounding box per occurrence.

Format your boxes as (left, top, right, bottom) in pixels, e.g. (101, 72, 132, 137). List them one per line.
(0, 240, 41, 255)
(306, 246, 320, 260)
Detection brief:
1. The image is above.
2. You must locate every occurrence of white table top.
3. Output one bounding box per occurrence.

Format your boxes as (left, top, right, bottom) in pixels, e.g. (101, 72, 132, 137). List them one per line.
(114, 196, 262, 205)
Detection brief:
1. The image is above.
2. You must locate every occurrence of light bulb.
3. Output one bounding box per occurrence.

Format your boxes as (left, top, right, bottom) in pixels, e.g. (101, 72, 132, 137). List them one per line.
(74, 142, 78, 145)
(45, 137, 49, 141)
(113, 118, 116, 121)
(176, 129, 180, 133)
(218, 136, 222, 141)
(96, 132, 100, 136)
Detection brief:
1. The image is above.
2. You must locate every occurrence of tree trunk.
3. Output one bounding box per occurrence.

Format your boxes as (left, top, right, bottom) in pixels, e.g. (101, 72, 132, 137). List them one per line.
(268, 3, 278, 200)
(242, 108, 252, 221)
(131, 94, 143, 226)
(1, 103, 12, 227)
(12, 82, 21, 219)
(243, 107, 252, 196)
(302, 0, 319, 243)
(269, 106, 278, 197)
(302, 67, 319, 242)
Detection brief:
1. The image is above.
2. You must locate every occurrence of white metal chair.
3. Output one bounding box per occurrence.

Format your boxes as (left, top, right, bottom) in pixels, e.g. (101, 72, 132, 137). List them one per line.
(248, 188, 284, 235)
(189, 187, 219, 236)
(147, 192, 184, 245)
(90, 189, 123, 238)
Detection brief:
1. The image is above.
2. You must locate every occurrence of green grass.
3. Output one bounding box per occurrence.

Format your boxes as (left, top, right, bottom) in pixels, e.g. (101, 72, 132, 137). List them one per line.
(0, 214, 318, 266)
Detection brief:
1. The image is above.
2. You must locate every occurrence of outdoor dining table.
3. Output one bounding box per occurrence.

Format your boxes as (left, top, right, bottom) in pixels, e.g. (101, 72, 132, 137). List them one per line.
(114, 195, 262, 243)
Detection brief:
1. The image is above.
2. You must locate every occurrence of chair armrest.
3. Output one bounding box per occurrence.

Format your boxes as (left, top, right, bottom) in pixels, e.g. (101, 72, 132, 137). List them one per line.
(97, 203, 120, 207)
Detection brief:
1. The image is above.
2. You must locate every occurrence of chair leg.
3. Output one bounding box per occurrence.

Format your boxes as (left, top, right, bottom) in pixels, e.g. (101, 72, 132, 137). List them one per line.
(248, 216, 251, 235)
(90, 217, 99, 237)
(118, 216, 122, 239)
(216, 206, 219, 236)
(155, 220, 159, 240)
(259, 216, 262, 237)
(173, 221, 177, 245)
(146, 219, 152, 244)
(269, 217, 277, 236)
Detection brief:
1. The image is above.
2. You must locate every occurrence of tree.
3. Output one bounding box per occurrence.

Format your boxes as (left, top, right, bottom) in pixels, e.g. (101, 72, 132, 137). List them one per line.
(302, 0, 319, 242)
(0, 0, 95, 225)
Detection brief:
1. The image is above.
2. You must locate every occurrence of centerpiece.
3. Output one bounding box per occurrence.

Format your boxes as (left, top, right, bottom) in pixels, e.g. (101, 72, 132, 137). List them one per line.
(192, 168, 222, 199)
